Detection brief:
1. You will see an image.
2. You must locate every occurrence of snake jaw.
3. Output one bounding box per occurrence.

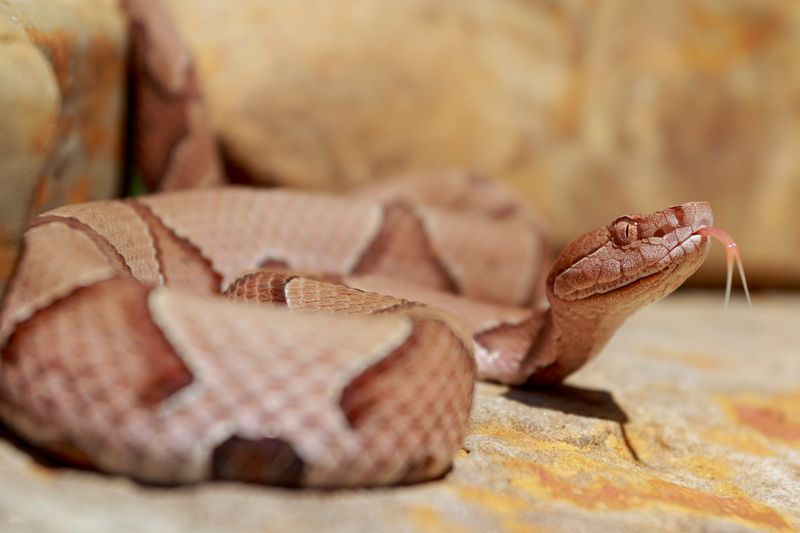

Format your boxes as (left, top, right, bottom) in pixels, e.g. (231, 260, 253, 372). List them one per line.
(550, 202, 714, 302)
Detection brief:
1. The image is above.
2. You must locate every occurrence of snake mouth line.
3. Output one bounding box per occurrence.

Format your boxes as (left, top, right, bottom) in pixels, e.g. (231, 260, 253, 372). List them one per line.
(556, 226, 706, 301)
(590, 260, 678, 298)
(620, 259, 683, 292)
(564, 232, 705, 301)
(615, 233, 706, 291)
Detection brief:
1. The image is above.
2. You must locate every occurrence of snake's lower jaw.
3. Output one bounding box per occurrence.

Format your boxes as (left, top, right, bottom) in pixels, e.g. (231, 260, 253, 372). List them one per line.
(558, 234, 711, 312)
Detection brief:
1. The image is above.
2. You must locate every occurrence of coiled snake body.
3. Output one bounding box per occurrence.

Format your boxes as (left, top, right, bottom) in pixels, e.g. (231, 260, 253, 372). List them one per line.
(0, 174, 713, 487)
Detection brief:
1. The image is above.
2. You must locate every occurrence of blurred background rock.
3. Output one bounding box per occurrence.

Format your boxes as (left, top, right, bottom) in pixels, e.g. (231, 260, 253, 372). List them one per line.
(0, 0, 126, 291)
(2, 0, 798, 291)
(163, 0, 800, 287)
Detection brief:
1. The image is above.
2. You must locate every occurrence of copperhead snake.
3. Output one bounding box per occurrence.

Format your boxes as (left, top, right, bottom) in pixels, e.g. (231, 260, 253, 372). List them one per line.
(0, 0, 746, 488)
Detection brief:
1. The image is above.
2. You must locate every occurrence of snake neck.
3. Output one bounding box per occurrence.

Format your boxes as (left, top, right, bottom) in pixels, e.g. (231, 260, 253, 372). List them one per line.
(523, 291, 635, 385)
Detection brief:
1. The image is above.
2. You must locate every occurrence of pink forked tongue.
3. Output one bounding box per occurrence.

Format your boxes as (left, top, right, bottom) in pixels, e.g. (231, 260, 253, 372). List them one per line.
(694, 227, 752, 312)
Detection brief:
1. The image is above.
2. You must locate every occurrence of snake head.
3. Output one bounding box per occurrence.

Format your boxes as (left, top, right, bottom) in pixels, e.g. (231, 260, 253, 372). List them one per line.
(547, 202, 713, 306)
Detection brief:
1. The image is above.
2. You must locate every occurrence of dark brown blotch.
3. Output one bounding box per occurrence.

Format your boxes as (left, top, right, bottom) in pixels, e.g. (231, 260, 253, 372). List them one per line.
(211, 435, 305, 486)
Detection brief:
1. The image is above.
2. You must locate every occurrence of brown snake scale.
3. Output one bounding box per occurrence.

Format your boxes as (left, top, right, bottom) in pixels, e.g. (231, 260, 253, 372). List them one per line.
(0, 0, 717, 487)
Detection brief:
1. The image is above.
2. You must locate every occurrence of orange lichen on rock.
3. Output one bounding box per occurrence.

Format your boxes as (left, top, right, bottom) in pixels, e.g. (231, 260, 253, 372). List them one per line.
(455, 485, 530, 518)
(15, 24, 125, 220)
(678, 455, 732, 486)
(701, 426, 774, 457)
(468, 420, 790, 531)
(66, 176, 93, 205)
(29, 118, 57, 156)
(454, 485, 550, 533)
(471, 419, 641, 464)
(721, 393, 800, 444)
(408, 505, 473, 533)
(470, 422, 586, 456)
(78, 35, 124, 159)
(29, 176, 52, 212)
(26, 30, 77, 94)
(509, 458, 789, 531)
(0, 241, 17, 284)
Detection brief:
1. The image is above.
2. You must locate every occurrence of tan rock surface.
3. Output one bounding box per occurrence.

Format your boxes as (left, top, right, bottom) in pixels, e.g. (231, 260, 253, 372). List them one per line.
(0, 8, 58, 290)
(0, 0, 126, 293)
(163, 0, 800, 286)
(1, 292, 796, 532)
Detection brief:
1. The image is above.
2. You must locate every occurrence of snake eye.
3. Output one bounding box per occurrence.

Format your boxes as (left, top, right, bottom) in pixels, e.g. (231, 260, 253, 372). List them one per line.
(611, 218, 638, 245)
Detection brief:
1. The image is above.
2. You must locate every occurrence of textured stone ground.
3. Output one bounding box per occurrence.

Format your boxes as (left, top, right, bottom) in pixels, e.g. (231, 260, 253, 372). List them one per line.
(0, 292, 797, 532)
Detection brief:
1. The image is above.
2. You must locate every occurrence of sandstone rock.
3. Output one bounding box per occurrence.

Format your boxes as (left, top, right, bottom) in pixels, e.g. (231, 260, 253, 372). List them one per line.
(0, 293, 796, 531)
(0, 0, 126, 294)
(163, 0, 800, 286)
(0, 11, 58, 291)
